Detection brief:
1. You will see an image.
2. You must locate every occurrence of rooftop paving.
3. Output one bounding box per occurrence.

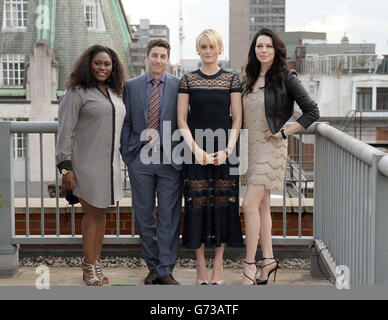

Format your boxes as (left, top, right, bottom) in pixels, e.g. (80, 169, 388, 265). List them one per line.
(0, 266, 331, 287)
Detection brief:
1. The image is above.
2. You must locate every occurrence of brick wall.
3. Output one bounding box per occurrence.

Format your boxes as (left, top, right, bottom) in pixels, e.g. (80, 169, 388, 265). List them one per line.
(288, 135, 315, 172)
(376, 128, 388, 141)
(15, 202, 314, 243)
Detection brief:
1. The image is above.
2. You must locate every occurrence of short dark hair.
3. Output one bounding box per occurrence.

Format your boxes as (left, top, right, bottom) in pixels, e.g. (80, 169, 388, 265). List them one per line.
(146, 39, 171, 57)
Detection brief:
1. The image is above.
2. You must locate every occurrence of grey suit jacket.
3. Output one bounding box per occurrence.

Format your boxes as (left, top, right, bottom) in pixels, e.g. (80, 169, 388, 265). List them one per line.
(120, 73, 182, 171)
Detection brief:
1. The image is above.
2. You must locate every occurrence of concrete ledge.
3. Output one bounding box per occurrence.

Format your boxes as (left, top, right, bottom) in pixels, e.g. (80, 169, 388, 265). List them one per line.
(0, 245, 19, 278)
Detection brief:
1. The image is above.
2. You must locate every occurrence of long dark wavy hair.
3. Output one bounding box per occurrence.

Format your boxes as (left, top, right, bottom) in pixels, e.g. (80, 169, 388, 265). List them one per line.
(243, 28, 288, 95)
(66, 45, 125, 96)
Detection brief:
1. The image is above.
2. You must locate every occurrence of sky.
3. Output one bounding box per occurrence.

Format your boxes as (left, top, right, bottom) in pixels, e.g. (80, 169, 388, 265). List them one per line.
(122, 0, 388, 64)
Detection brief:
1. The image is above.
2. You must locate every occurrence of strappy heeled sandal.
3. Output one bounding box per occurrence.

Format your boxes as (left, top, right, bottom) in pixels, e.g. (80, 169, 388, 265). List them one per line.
(242, 261, 257, 285)
(211, 265, 225, 285)
(81, 261, 103, 286)
(256, 258, 279, 285)
(95, 260, 109, 285)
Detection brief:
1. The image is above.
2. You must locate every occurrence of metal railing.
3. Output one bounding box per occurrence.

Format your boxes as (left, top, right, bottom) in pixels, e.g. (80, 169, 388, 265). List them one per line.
(300, 54, 379, 76)
(1, 121, 388, 284)
(0, 121, 315, 245)
(338, 110, 363, 140)
(314, 123, 388, 285)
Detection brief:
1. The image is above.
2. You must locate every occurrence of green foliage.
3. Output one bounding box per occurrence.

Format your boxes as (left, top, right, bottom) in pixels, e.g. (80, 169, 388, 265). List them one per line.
(0, 192, 3, 208)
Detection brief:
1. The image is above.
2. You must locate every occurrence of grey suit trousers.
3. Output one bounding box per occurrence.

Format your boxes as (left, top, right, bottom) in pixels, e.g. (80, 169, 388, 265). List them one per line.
(129, 150, 182, 278)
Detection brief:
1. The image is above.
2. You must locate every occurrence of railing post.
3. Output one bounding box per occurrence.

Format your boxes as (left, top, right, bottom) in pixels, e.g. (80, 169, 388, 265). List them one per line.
(0, 122, 19, 277)
(310, 123, 328, 279)
(373, 155, 388, 285)
(313, 124, 323, 240)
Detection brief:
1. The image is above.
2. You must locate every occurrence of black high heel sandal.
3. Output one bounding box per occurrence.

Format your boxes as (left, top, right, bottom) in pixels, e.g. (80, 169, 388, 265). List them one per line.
(256, 258, 279, 285)
(243, 261, 257, 285)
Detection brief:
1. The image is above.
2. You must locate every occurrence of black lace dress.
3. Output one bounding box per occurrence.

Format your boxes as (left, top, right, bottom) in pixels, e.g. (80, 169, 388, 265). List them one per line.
(178, 69, 244, 249)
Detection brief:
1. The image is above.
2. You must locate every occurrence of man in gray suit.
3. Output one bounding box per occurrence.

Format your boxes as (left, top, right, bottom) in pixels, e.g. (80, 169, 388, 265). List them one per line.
(120, 40, 182, 285)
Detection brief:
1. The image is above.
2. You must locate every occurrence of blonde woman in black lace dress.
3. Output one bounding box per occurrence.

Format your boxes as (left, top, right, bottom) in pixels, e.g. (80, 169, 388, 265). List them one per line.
(177, 29, 244, 285)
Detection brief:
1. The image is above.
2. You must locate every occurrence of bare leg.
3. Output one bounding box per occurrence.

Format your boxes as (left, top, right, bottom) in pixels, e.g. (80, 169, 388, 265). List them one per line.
(212, 243, 226, 283)
(242, 185, 267, 285)
(80, 199, 106, 264)
(258, 191, 277, 281)
(95, 213, 106, 261)
(195, 244, 208, 283)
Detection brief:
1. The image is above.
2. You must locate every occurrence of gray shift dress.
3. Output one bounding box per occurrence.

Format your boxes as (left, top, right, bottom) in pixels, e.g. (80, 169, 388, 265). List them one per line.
(56, 87, 126, 208)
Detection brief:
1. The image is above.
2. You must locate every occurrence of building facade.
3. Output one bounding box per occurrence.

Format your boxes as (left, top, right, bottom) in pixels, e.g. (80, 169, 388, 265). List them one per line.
(304, 34, 375, 58)
(278, 31, 327, 62)
(0, 0, 133, 188)
(229, 0, 286, 70)
(130, 18, 170, 44)
(299, 54, 388, 145)
(128, 18, 170, 77)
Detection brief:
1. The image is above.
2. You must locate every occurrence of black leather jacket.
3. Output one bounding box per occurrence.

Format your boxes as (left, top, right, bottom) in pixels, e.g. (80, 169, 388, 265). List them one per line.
(260, 69, 320, 134)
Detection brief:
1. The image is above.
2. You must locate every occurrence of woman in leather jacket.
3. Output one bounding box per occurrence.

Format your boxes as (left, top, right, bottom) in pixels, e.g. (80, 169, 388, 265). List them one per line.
(241, 28, 319, 285)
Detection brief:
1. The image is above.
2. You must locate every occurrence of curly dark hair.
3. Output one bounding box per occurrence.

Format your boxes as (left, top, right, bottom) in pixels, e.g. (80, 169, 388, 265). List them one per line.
(243, 28, 288, 95)
(66, 44, 125, 96)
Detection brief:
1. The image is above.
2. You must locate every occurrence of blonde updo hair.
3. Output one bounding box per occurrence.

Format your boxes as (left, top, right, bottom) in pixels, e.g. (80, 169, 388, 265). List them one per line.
(196, 29, 224, 55)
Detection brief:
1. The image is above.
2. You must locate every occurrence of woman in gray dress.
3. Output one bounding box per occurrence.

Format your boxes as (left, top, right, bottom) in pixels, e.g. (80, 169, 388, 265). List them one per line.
(56, 45, 126, 286)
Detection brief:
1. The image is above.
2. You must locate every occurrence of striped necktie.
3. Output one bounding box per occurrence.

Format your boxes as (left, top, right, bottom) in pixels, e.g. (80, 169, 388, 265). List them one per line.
(146, 79, 161, 143)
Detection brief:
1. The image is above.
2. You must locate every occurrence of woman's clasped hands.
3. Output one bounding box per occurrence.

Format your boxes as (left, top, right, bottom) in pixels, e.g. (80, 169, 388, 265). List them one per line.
(194, 148, 229, 166)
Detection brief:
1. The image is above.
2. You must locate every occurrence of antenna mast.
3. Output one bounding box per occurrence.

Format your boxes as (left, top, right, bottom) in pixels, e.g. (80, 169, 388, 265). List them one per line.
(179, 0, 184, 71)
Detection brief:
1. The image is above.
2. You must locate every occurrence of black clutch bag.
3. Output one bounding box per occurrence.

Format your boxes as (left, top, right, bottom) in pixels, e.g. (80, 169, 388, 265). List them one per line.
(65, 189, 79, 205)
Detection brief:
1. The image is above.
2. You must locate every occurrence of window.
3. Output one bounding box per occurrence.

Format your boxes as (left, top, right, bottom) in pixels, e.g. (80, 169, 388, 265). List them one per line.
(250, 0, 285, 4)
(149, 29, 167, 36)
(356, 88, 372, 111)
(1, 118, 28, 159)
(0, 54, 25, 88)
(2, 0, 28, 30)
(377, 88, 388, 110)
(271, 17, 284, 23)
(13, 127, 26, 159)
(272, 8, 285, 14)
(83, 0, 106, 31)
